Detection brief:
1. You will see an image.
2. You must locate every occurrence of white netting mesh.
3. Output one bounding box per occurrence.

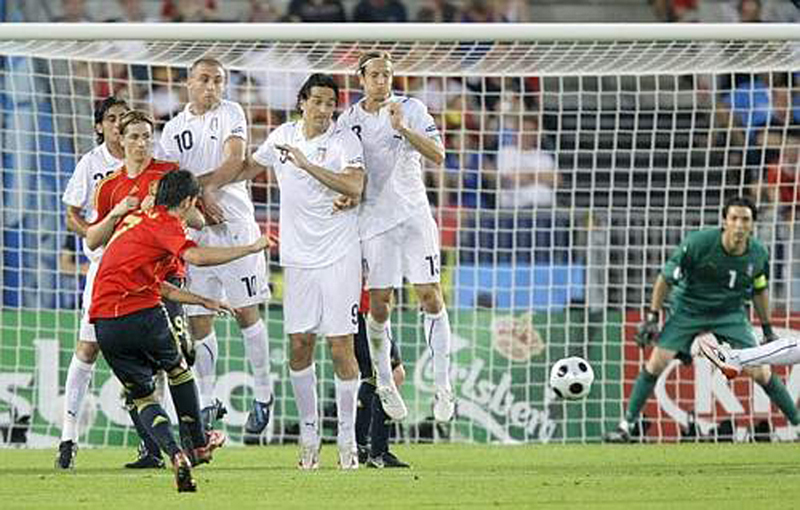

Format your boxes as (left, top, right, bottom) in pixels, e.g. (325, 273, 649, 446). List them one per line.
(2, 26, 800, 447)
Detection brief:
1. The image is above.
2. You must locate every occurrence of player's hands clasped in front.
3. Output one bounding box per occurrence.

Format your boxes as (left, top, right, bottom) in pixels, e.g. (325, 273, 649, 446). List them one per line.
(110, 196, 139, 218)
(275, 144, 311, 171)
(634, 311, 660, 347)
(332, 194, 361, 213)
(251, 234, 278, 253)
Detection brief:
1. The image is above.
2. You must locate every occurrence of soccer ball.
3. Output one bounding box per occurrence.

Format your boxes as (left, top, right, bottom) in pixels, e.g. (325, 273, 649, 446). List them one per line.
(549, 356, 594, 400)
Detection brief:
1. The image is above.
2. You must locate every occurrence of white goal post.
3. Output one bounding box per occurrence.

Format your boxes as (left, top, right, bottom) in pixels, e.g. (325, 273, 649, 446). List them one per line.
(2, 23, 800, 447)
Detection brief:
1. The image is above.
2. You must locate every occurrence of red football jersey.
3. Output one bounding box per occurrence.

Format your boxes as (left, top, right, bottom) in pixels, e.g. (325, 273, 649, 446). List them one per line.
(93, 159, 178, 224)
(89, 206, 197, 320)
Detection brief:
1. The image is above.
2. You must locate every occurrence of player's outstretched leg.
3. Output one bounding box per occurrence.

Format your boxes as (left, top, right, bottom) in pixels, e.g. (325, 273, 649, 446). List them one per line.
(167, 366, 226, 465)
(56, 346, 96, 469)
(366, 315, 407, 421)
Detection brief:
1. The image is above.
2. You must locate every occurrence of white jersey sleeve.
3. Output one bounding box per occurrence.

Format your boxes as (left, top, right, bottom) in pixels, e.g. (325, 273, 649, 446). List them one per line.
(340, 129, 365, 170)
(62, 156, 94, 210)
(252, 127, 282, 169)
(224, 102, 248, 143)
(405, 97, 442, 142)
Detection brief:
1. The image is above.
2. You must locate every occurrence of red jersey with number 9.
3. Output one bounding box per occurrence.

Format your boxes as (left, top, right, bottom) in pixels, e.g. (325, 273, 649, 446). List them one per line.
(89, 206, 196, 320)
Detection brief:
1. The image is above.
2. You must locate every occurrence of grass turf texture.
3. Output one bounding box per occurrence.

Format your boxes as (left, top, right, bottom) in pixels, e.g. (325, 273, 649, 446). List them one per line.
(1, 443, 799, 509)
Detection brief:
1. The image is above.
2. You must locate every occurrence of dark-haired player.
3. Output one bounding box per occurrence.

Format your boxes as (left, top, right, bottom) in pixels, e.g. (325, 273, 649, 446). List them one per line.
(605, 195, 800, 442)
(57, 96, 129, 469)
(90, 169, 274, 492)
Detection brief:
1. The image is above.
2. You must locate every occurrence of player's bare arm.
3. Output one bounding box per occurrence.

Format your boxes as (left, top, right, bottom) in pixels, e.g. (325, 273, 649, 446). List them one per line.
(160, 281, 236, 316)
(65, 205, 90, 237)
(86, 195, 139, 250)
(276, 143, 365, 199)
(196, 136, 247, 224)
(181, 233, 276, 267)
(386, 102, 445, 166)
(649, 274, 671, 314)
(231, 154, 272, 184)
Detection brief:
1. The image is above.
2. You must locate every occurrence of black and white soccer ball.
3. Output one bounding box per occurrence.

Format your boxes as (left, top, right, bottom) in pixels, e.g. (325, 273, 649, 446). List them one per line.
(549, 356, 594, 400)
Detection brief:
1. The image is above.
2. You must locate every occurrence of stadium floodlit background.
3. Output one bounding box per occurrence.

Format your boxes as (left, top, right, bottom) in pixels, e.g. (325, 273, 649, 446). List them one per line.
(2, 0, 800, 453)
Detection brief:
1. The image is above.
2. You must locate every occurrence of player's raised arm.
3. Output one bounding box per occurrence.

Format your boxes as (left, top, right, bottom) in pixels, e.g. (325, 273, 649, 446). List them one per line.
(386, 101, 444, 166)
(196, 134, 247, 222)
(160, 281, 236, 315)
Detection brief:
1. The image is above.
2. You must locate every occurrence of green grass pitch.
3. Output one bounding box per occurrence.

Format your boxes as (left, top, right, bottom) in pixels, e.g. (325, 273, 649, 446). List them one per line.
(1, 443, 799, 509)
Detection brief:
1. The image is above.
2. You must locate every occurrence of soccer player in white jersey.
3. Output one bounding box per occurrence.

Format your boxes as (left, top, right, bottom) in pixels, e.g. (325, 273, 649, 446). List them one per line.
(336, 51, 455, 422)
(160, 58, 274, 435)
(57, 97, 129, 469)
(238, 73, 365, 469)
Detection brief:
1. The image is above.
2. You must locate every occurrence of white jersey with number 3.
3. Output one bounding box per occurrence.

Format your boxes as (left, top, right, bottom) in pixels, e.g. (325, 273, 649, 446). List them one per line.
(252, 120, 364, 269)
(61, 142, 123, 263)
(336, 95, 442, 239)
(160, 99, 253, 222)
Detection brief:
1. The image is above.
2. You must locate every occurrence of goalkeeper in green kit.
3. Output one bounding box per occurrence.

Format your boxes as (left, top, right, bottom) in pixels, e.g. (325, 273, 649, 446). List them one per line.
(605, 196, 800, 442)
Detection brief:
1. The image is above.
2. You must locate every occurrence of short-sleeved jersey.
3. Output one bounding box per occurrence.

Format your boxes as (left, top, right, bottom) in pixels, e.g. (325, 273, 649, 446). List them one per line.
(662, 228, 770, 315)
(89, 206, 196, 320)
(92, 159, 178, 225)
(252, 120, 364, 268)
(62, 143, 123, 263)
(160, 100, 253, 223)
(336, 95, 442, 239)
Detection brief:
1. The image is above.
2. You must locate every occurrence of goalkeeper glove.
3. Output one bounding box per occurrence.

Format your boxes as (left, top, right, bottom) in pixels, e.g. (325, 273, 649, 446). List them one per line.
(762, 324, 778, 344)
(634, 310, 661, 348)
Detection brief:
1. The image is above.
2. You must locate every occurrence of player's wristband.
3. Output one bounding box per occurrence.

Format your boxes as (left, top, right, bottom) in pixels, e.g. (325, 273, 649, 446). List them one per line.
(646, 310, 660, 322)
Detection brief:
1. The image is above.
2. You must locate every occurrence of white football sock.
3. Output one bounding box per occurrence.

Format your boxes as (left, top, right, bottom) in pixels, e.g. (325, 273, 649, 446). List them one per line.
(193, 332, 218, 409)
(738, 337, 800, 367)
(290, 364, 319, 445)
(366, 314, 394, 388)
(241, 320, 273, 403)
(334, 376, 359, 447)
(61, 354, 95, 442)
(425, 309, 453, 391)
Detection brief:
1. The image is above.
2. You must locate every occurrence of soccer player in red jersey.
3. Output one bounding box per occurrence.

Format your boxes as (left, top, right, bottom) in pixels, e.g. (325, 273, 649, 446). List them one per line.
(90, 169, 274, 492)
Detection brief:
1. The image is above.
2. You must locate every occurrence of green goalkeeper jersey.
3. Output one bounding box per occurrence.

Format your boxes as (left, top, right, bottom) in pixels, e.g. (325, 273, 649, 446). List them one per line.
(662, 227, 769, 316)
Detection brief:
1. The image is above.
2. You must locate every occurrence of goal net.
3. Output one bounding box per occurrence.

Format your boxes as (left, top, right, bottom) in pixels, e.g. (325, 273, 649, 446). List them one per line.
(2, 23, 800, 447)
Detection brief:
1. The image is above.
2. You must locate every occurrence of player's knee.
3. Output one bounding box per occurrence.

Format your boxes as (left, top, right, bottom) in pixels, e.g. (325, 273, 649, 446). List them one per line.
(234, 305, 261, 328)
(167, 365, 194, 386)
(329, 340, 358, 380)
(132, 391, 158, 413)
(289, 334, 315, 370)
(416, 284, 443, 314)
(75, 341, 100, 363)
(369, 290, 393, 323)
(748, 365, 772, 385)
(188, 315, 214, 339)
(645, 349, 673, 375)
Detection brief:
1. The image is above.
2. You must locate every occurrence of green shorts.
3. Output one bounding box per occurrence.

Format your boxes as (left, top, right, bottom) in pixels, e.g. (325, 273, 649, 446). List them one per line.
(658, 309, 757, 357)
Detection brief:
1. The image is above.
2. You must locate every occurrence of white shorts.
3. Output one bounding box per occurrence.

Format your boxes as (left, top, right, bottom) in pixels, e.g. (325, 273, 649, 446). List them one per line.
(283, 242, 361, 337)
(78, 261, 100, 342)
(185, 220, 270, 316)
(363, 211, 441, 289)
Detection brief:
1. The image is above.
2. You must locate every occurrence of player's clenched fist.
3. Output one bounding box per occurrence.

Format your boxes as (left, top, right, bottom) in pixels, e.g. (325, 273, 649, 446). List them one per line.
(634, 310, 660, 348)
(385, 102, 406, 132)
(250, 234, 278, 253)
(110, 196, 139, 218)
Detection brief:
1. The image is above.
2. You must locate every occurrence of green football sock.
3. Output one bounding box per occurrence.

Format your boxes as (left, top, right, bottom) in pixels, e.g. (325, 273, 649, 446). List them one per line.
(624, 370, 659, 424)
(761, 374, 800, 426)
